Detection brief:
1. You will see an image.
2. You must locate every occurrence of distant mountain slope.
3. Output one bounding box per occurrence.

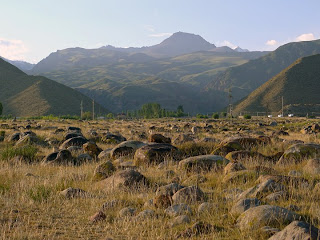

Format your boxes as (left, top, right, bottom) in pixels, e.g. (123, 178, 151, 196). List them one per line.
(0, 58, 107, 117)
(233, 54, 320, 114)
(205, 39, 320, 101)
(0, 57, 35, 72)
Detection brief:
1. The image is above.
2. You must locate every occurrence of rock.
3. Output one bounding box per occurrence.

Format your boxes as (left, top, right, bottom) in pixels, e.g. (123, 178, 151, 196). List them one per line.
(191, 126, 200, 134)
(67, 146, 82, 152)
(89, 211, 106, 223)
(173, 134, 194, 145)
(15, 134, 46, 147)
(269, 221, 319, 240)
(278, 143, 320, 165)
(171, 215, 190, 227)
(265, 191, 287, 202)
(224, 162, 246, 175)
(135, 209, 155, 219)
(222, 170, 256, 184)
(101, 199, 125, 210)
(198, 202, 215, 214)
(6, 132, 21, 142)
(64, 132, 83, 141)
(98, 149, 112, 160)
(230, 198, 261, 216)
(134, 143, 180, 166)
(214, 137, 263, 156)
(67, 126, 81, 133)
(102, 132, 126, 144)
(303, 158, 320, 174)
(153, 194, 172, 209)
(118, 207, 136, 217)
(110, 140, 146, 159)
(237, 205, 300, 231)
(149, 133, 171, 144)
(179, 155, 229, 172)
(269, 121, 278, 126)
(177, 221, 213, 238)
(42, 150, 73, 165)
(236, 179, 285, 200)
(165, 204, 192, 217)
(156, 183, 185, 196)
(60, 136, 88, 149)
(92, 161, 116, 181)
(225, 150, 268, 162)
(98, 169, 148, 191)
(172, 186, 205, 204)
(260, 226, 280, 238)
(77, 153, 92, 162)
(83, 142, 102, 157)
(60, 187, 87, 199)
(212, 141, 243, 156)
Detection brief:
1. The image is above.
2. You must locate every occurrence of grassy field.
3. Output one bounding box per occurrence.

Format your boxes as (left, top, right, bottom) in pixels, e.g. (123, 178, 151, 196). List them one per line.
(1, 117, 320, 239)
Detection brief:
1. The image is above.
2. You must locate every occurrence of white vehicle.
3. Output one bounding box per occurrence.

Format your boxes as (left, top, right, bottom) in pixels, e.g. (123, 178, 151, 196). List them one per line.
(267, 115, 273, 118)
(278, 114, 283, 118)
(288, 114, 294, 117)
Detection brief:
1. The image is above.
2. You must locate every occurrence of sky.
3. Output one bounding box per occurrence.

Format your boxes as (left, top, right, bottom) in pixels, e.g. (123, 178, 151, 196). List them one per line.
(0, 0, 319, 63)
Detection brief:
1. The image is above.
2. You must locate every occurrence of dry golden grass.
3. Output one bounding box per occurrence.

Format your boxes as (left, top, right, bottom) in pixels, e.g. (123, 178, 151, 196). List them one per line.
(0, 117, 320, 239)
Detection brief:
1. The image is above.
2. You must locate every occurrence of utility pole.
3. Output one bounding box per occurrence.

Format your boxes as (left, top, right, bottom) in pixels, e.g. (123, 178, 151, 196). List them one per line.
(92, 99, 95, 120)
(228, 87, 233, 120)
(80, 100, 83, 120)
(281, 96, 284, 117)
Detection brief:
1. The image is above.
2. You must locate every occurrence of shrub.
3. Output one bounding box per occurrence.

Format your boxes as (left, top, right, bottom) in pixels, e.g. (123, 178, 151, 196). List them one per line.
(212, 113, 219, 119)
(244, 114, 252, 119)
(196, 114, 208, 119)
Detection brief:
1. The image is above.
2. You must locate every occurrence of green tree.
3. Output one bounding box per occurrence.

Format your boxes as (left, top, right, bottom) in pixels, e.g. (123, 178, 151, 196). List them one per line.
(106, 113, 114, 119)
(82, 111, 92, 120)
(0, 102, 2, 116)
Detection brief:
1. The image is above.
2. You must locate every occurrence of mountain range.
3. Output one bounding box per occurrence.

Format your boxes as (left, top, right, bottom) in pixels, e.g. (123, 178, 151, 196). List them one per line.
(0, 58, 107, 117)
(30, 32, 268, 113)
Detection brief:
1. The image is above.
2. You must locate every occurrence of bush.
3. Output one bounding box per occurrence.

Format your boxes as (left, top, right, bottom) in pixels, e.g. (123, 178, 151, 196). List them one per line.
(212, 113, 219, 119)
(196, 114, 208, 119)
(244, 114, 252, 119)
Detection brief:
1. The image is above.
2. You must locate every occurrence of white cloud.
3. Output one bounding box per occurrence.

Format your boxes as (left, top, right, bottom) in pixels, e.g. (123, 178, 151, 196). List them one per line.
(216, 40, 237, 49)
(149, 33, 172, 38)
(144, 25, 155, 33)
(0, 37, 28, 61)
(266, 40, 278, 46)
(295, 33, 316, 42)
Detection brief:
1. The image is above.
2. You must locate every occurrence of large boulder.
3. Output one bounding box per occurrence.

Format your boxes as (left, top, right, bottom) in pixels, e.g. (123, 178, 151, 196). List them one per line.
(225, 150, 269, 162)
(42, 150, 73, 165)
(102, 132, 126, 144)
(110, 141, 146, 159)
(60, 136, 88, 149)
(134, 143, 180, 166)
(269, 221, 319, 240)
(98, 169, 148, 191)
(278, 143, 320, 165)
(237, 205, 300, 231)
(179, 155, 229, 172)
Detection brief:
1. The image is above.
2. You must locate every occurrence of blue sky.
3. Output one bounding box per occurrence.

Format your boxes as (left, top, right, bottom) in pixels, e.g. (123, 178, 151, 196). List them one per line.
(1, 0, 319, 62)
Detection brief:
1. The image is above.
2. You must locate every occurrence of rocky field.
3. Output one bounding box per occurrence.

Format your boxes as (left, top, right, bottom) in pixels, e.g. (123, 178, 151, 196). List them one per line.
(1, 117, 320, 239)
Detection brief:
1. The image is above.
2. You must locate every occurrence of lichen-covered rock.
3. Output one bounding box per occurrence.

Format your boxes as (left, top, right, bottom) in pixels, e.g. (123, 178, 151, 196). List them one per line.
(237, 205, 300, 231)
(165, 204, 192, 217)
(110, 140, 146, 159)
(92, 161, 116, 181)
(149, 133, 171, 144)
(230, 198, 261, 216)
(172, 186, 205, 204)
(179, 155, 229, 172)
(278, 143, 320, 165)
(98, 169, 148, 191)
(134, 143, 180, 166)
(303, 158, 320, 175)
(269, 221, 319, 240)
(156, 183, 185, 196)
(224, 161, 246, 175)
(42, 150, 73, 165)
(83, 142, 102, 157)
(60, 136, 88, 149)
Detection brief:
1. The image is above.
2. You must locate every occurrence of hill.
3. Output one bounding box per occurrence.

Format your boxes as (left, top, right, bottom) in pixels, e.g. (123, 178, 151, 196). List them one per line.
(205, 39, 320, 101)
(233, 54, 320, 115)
(0, 57, 35, 72)
(0, 58, 107, 117)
